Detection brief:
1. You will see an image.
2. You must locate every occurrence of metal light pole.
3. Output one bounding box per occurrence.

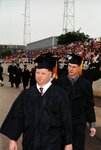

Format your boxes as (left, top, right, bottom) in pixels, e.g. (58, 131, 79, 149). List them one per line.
(23, 0, 31, 46)
(63, 0, 75, 34)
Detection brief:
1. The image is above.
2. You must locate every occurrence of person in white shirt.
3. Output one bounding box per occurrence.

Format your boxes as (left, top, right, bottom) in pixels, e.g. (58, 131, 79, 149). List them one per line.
(0, 53, 72, 150)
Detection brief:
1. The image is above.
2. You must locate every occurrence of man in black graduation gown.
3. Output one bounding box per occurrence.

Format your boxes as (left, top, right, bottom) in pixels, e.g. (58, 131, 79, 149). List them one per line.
(83, 62, 101, 85)
(54, 54, 96, 150)
(0, 62, 4, 86)
(8, 60, 17, 87)
(15, 63, 22, 88)
(21, 64, 30, 89)
(0, 53, 72, 150)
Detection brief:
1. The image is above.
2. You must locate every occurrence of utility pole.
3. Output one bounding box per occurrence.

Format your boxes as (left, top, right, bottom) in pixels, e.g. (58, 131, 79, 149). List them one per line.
(23, 0, 31, 46)
(63, 0, 75, 34)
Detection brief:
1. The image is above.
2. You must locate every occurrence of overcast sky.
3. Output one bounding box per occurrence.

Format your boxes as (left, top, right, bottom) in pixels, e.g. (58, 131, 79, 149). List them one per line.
(0, 0, 101, 45)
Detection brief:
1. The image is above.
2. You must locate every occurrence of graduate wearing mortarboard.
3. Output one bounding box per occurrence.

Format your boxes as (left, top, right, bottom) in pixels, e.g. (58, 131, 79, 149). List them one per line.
(55, 54, 96, 150)
(0, 53, 72, 150)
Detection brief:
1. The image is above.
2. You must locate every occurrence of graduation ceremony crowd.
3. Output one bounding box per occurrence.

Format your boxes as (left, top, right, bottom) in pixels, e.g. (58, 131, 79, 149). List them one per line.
(0, 39, 101, 150)
(0, 39, 101, 88)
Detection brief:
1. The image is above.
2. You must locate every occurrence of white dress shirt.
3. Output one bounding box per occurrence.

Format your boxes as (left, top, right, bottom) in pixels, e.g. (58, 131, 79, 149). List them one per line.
(36, 81, 52, 95)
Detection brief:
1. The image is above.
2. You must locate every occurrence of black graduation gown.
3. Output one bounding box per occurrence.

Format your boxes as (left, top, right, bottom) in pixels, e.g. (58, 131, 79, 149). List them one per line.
(15, 67, 22, 86)
(22, 69, 30, 87)
(54, 76, 96, 150)
(83, 68, 101, 83)
(54, 76, 96, 125)
(8, 65, 16, 83)
(0, 66, 3, 81)
(30, 68, 36, 87)
(0, 84, 72, 150)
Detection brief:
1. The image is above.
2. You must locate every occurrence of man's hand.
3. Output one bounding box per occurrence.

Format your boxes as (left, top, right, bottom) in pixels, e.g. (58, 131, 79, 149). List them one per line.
(90, 127, 96, 137)
(64, 144, 72, 150)
(9, 140, 18, 150)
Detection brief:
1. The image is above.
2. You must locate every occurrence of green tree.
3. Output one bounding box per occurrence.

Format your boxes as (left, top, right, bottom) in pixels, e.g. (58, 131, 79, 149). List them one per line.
(1, 50, 12, 58)
(57, 31, 89, 45)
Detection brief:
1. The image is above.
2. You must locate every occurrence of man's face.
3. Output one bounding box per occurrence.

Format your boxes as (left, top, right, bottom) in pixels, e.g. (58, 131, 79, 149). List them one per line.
(68, 63, 79, 77)
(35, 68, 52, 86)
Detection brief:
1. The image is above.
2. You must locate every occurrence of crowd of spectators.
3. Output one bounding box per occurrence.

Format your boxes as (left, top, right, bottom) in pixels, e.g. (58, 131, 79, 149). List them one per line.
(0, 39, 101, 88)
(23, 39, 101, 65)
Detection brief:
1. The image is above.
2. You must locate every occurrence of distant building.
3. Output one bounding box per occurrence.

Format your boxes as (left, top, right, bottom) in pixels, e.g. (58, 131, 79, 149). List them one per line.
(26, 36, 58, 51)
(0, 36, 58, 58)
(0, 44, 25, 56)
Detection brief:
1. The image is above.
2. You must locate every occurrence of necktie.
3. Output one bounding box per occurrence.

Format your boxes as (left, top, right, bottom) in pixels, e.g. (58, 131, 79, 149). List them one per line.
(39, 87, 43, 96)
(71, 79, 75, 85)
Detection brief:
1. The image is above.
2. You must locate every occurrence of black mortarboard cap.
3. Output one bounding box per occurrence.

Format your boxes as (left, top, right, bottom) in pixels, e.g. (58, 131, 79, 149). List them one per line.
(68, 54, 82, 66)
(34, 53, 56, 71)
